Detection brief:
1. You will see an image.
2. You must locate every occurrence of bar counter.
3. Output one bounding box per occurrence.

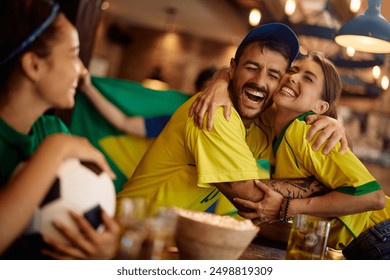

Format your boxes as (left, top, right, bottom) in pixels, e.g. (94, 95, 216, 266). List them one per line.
(161, 236, 288, 260)
(239, 236, 287, 260)
(163, 236, 344, 260)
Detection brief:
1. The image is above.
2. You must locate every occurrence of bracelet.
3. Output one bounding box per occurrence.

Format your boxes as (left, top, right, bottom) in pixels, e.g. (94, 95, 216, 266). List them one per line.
(284, 196, 293, 222)
(278, 197, 288, 222)
(278, 196, 293, 222)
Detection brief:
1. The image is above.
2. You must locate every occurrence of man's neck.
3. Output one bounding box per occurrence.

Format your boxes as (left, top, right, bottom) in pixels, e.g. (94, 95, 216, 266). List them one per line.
(242, 118, 254, 129)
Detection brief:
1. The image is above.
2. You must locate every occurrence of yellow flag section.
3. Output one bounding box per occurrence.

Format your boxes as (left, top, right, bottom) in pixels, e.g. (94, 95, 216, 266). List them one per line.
(99, 134, 154, 183)
(70, 76, 190, 192)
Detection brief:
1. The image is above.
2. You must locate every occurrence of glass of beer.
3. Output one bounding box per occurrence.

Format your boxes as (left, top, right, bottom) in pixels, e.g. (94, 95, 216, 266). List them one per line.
(285, 214, 331, 260)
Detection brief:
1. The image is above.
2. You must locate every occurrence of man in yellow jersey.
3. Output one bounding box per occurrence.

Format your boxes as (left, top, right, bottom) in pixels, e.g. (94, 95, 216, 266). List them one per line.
(118, 23, 340, 216)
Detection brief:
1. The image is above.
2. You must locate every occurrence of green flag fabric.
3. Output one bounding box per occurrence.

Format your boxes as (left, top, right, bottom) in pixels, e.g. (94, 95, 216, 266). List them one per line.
(70, 76, 190, 192)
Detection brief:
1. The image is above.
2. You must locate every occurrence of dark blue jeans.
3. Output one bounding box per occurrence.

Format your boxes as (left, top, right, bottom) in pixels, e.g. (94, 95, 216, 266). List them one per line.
(342, 219, 390, 260)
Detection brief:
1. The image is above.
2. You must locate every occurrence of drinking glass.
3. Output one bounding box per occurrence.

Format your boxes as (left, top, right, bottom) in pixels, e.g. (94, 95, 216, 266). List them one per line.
(116, 197, 149, 259)
(285, 214, 331, 260)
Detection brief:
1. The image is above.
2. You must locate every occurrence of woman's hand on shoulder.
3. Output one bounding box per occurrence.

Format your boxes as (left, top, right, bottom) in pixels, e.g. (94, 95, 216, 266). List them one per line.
(189, 67, 232, 131)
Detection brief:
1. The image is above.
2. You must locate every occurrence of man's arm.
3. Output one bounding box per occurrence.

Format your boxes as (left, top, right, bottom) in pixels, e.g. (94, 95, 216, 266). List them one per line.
(214, 180, 264, 213)
(215, 177, 328, 214)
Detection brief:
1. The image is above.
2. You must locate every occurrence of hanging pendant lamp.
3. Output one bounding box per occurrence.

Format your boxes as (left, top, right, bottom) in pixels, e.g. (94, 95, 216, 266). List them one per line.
(335, 0, 390, 53)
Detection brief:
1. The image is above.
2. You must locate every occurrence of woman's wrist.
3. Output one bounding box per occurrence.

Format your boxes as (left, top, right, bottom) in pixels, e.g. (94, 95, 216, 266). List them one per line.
(212, 67, 230, 83)
(278, 196, 293, 222)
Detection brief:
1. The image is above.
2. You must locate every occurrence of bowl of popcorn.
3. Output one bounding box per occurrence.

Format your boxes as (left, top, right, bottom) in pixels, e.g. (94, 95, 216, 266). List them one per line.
(174, 208, 259, 260)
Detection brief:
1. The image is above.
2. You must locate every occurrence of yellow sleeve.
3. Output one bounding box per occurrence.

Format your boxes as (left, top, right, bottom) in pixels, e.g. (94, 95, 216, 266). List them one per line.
(185, 107, 260, 185)
(288, 121, 381, 194)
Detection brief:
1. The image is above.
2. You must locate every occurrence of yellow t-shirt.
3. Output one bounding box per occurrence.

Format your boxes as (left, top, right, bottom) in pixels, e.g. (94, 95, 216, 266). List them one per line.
(118, 93, 271, 215)
(272, 112, 390, 249)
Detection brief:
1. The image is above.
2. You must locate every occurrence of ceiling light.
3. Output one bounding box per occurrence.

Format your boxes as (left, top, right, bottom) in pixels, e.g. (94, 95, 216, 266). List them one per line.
(299, 45, 308, 56)
(285, 0, 296, 16)
(372, 65, 381, 79)
(142, 66, 169, 91)
(350, 0, 361, 13)
(335, 0, 390, 53)
(249, 8, 261, 26)
(101, 1, 110, 11)
(346, 46, 355, 57)
(381, 75, 389, 90)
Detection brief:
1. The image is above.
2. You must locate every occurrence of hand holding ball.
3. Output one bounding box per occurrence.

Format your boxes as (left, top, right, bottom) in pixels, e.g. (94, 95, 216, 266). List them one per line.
(25, 158, 116, 244)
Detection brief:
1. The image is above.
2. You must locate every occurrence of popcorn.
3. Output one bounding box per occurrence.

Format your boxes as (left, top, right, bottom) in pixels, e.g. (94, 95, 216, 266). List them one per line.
(175, 208, 257, 231)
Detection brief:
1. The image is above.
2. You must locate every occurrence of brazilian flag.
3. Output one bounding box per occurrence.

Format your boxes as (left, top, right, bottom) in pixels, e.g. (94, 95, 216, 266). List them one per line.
(70, 76, 190, 192)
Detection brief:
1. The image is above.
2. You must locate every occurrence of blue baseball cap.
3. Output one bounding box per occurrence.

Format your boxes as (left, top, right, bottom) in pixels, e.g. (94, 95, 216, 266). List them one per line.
(235, 23, 300, 65)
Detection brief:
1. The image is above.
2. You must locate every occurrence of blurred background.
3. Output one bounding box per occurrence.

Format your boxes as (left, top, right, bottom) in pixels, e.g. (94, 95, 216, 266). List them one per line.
(58, 0, 390, 194)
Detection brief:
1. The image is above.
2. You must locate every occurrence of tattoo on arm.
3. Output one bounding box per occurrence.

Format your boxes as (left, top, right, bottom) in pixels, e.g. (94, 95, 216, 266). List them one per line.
(261, 177, 329, 199)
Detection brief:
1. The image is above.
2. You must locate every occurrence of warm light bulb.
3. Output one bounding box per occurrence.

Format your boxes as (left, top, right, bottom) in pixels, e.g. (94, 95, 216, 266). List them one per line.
(346, 46, 355, 57)
(381, 75, 389, 90)
(285, 0, 296, 16)
(299, 45, 308, 56)
(249, 8, 261, 26)
(101, 1, 110, 10)
(350, 0, 361, 13)
(372, 65, 381, 79)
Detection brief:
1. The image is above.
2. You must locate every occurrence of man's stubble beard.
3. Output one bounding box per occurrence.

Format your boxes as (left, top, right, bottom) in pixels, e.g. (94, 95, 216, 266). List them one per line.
(229, 83, 267, 126)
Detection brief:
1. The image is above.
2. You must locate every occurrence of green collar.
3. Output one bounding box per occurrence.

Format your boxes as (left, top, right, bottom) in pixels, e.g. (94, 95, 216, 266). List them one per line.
(273, 111, 314, 155)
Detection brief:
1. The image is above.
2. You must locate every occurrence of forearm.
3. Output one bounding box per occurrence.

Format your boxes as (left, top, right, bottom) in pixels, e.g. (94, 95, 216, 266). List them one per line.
(82, 84, 129, 132)
(261, 178, 329, 199)
(0, 134, 114, 253)
(289, 189, 386, 218)
(0, 139, 68, 253)
(215, 180, 264, 212)
(210, 66, 230, 84)
(83, 84, 147, 137)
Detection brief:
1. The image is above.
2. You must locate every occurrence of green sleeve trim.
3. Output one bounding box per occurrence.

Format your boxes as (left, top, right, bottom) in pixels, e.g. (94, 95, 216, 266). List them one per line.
(337, 181, 382, 195)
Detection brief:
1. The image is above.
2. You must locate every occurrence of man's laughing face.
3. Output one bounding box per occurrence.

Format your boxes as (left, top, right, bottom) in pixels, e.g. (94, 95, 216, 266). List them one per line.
(229, 42, 288, 127)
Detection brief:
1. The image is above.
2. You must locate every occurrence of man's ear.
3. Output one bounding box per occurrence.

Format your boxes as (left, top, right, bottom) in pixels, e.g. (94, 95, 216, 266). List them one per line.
(20, 52, 41, 82)
(312, 100, 329, 115)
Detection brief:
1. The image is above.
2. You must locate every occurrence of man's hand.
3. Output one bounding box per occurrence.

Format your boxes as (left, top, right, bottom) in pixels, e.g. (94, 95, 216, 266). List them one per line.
(305, 114, 348, 154)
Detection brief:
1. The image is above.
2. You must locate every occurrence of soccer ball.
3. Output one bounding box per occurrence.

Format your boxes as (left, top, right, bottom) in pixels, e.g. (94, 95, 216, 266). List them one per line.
(24, 158, 116, 244)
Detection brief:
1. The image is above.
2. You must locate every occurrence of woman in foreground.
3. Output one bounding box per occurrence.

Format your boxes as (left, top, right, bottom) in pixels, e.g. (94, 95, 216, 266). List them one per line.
(0, 0, 120, 259)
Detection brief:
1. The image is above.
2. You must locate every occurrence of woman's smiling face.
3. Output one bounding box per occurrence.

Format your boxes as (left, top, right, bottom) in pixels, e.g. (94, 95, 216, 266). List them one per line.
(35, 14, 84, 110)
(273, 58, 329, 117)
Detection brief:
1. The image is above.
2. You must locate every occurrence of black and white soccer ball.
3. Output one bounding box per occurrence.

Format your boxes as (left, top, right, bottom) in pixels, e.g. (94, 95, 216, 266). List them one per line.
(24, 158, 116, 244)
